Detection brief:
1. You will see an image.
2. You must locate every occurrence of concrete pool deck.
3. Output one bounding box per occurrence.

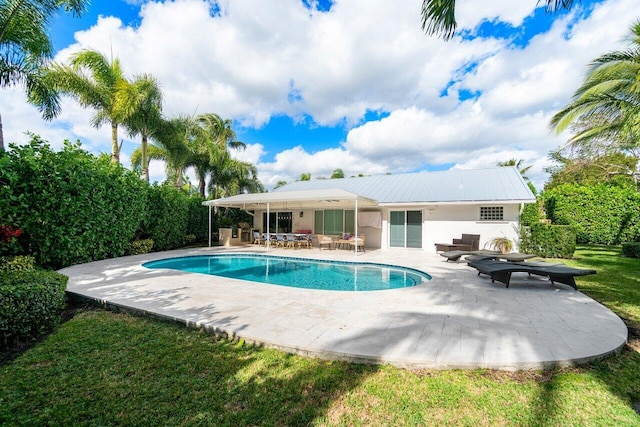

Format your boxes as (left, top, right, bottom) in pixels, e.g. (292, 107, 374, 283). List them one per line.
(59, 246, 628, 371)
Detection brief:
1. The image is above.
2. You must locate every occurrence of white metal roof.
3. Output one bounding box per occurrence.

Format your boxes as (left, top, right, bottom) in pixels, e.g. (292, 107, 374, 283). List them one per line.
(202, 188, 378, 210)
(274, 167, 536, 204)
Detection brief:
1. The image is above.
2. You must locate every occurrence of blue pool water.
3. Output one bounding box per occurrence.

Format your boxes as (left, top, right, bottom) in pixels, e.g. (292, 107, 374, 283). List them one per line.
(143, 254, 431, 291)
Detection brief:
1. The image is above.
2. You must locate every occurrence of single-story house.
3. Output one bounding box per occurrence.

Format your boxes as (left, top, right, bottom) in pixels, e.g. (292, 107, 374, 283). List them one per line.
(202, 167, 536, 252)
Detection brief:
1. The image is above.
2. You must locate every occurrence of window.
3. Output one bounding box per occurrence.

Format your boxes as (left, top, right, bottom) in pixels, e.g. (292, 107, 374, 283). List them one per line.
(480, 206, 504, 221)
(313, 209, 354, 234)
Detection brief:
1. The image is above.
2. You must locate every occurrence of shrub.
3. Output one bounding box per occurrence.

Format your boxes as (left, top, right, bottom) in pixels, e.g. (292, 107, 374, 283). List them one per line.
(520, 200, 542, 226)
(0, 137, 148, 268)
(126, 239, 154, 255)
(0, 255, 36, 272)
(544, 183, 640, 245)
(186, 196, 209, 242)
(622, 242, 640, 258)
(0, 270, 68, 349)
(520, 224, 576, 258)
(486, 237, 513, 254)
(184, 234, 197, 246)
(0, 225, 24, 256)
(142, 185, 190, 251)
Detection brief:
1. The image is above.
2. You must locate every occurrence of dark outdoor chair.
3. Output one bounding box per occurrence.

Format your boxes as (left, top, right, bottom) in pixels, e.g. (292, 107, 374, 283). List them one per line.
(467, 259, 596, 289)
(434, 234, 480, 252)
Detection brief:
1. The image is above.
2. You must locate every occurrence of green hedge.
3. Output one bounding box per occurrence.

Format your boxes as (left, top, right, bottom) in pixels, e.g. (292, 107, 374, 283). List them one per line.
(142, 185, 190, 251)
(544, 183, 640, 245)
(0, 137, 225, 267)
(0, 137, 148, 268)
(622, 242, 640, 258)
(520, 224, 576, 258)
(186, 196, 209, 242)
(0, 270, 68, 349)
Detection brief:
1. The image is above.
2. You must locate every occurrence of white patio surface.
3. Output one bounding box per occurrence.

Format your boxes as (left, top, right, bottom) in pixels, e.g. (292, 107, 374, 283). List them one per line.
(59, 246, 628, 371)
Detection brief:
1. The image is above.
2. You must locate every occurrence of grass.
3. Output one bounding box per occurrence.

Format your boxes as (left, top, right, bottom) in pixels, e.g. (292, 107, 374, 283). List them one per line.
(1, 246, 639, 426)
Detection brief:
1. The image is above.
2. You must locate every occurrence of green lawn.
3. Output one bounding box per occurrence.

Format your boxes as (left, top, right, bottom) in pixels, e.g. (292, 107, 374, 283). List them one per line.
(1, 246, 639, 426)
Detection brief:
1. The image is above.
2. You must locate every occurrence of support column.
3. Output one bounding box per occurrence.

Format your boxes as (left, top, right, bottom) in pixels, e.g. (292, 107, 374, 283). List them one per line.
(266, 203, 270, 251)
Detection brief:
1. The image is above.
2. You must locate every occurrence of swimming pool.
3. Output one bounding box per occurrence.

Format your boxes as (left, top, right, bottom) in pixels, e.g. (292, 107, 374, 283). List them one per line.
(143, 254, 431, 291)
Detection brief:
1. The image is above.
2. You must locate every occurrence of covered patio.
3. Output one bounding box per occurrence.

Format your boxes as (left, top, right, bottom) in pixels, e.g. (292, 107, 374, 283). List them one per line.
(202, 189, 379, 254)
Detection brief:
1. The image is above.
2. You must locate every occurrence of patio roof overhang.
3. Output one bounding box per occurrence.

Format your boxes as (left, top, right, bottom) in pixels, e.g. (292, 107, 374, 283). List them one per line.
(202, 188, 379, 210)
(203, 189, 378, 253)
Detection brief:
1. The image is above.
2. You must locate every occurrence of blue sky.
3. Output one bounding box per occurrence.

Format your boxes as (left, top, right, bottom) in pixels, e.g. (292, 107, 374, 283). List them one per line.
(2, 0, 636, 190)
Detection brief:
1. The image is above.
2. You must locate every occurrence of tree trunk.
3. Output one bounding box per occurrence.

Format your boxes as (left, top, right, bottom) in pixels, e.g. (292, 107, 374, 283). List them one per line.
(0, 113, 4, 153)
(141, 134, 149, 182)
(175, 166, 184, 188)
(199, 175, 206, 198)
(111, 123, 119, 163)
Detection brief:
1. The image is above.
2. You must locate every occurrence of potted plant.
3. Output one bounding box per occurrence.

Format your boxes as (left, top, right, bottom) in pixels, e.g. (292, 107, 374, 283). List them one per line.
(487, 236, 513, 254)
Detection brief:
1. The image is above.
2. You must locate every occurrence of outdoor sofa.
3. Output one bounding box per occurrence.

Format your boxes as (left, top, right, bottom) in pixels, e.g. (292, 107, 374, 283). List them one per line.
(434, 234, 480, 252)
(467, 259, 596, 289)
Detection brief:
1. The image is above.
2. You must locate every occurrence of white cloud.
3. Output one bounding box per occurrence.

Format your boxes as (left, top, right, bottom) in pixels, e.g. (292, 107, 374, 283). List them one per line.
(2, 0, 637, 194)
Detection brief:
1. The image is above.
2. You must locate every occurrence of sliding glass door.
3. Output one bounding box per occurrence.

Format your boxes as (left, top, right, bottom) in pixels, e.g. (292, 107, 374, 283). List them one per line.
(389, 210, 422, 248)
(262, 212, 292, 233)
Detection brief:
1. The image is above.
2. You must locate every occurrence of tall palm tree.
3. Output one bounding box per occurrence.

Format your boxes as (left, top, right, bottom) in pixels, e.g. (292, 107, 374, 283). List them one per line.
(206, 155, 263, 199)
(0, 0, 89, 151)
(154, 116, 197, 188)
(43, 49, 129, 163)
(194, 113, 248, 198)
(550, 20, 640, 156)
(421, 0, 576, 40)
(116, 74, 163, 182)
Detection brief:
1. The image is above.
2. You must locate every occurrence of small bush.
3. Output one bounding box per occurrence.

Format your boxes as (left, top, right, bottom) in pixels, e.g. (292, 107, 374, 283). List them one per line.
(621, 242, 640, 258)
(184, 234, 197, 246)
(0, 255, 36, 272)
(520, 224, 576, 258)
(0, 270, 68, 349)
(126, 239, 154, 255)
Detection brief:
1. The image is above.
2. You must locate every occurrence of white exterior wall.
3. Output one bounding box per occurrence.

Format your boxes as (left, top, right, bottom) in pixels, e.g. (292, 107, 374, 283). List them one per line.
(379, 204, 521, 252)
(252, 204, 521, 252)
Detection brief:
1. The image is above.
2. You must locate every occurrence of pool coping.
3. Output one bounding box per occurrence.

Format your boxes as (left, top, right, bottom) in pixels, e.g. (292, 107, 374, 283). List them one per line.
(59, 246, 629, 371)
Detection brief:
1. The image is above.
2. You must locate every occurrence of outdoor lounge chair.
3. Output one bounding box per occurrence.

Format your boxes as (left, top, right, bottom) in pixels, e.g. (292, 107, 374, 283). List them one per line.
(440, 249, 500, 262)
(316, 234, 333, 250)
(434, 234, 480, 252)
(467, 259, 596, 289)
(253, 231, 265, 246)
(464, 252, 537, 263)
(348, 235, 365, 252)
